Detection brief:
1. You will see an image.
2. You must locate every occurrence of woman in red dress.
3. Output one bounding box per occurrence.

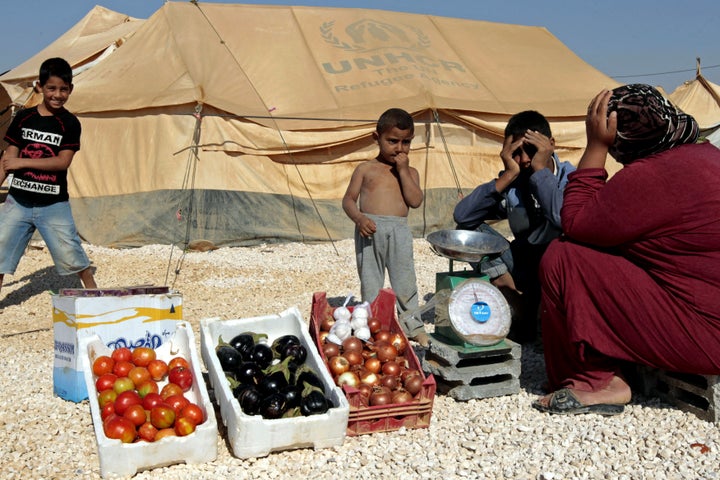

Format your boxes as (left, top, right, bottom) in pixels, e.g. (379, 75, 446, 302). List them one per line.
(533, 84, 720, 415)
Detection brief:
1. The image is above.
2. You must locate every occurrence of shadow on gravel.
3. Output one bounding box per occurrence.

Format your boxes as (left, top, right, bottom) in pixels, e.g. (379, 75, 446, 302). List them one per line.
(0, 266, 83, 309)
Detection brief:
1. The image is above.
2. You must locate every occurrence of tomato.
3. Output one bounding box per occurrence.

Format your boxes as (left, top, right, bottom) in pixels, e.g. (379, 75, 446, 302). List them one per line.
(104, 416, 137, 443)
(160, 382, 184, 400)
(168, 356, 190, 371)
(123, 403, 149, 427)
(92, 356, 115, 376)
(114, 390, 142, 416)
(150, 405, 176, 429)
(142, 392, 165, 410)
(100, 400, 115, 421)
(174, 416, 196, 437)
(128, 366, 151, 387)
(147, 359, 169, 381)
(154, 428, 176, 441)
(131, 347, 156, 367)
(136, 379, 159, 398)
(97, 389, 118, 409)
(180, 403, 204, 425)
(165, 394, 190, 415)
(111, 347, 132, 364)
(168, 366, 193, 392)
(95, 373, 118, 392)
(137, 421, 158, 442)
(113, 376, 135, 395)
(113, 360, 134, 378)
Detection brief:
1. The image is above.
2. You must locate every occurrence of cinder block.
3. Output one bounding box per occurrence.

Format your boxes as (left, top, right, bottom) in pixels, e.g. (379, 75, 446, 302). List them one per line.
(654, 371, 720, 423)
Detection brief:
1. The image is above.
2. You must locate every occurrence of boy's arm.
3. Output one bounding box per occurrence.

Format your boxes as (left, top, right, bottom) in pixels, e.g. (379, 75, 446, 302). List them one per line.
(342, 167, 377, 237)
(529, 160, 575, 228)
(394, 153, 423, 208)
(3, 148, 75, 172)
(0, 145, 20, 185)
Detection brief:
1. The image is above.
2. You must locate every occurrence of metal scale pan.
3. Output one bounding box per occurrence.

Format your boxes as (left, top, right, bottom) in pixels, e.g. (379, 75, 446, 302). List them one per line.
(426, 229, 509, 271)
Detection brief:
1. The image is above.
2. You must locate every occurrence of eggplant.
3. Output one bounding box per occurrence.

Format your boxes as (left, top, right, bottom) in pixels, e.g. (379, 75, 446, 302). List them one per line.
(235, 361, 263, 385)
(232, 381, 253, 400)
(271, 334, 301, 358)
(294, 367, 326, 395)
(279, 384, 302, 409)
(216, 345, 243, 371)
(300, 384, 331, 416)
(259, 370, 289, 396)
(280, 343, 307, 365)
(230, 331, 267, 358)
(259, 393, 287, 419)
(251, 343, 274, 369)
(238, 385, 263, 415)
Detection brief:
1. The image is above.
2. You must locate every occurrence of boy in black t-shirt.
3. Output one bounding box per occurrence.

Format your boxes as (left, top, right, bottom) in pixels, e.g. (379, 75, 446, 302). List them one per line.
(0, 57, 96, 295)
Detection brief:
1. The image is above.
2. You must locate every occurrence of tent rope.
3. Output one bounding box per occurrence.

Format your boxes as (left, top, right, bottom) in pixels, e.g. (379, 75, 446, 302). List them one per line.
(164, 103, 203, 288)
(432, 109, 463, 197)
(192, 2, 339, 256)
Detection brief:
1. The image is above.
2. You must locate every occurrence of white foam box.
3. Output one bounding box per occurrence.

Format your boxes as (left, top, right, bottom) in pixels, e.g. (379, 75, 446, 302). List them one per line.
(53, 288, 183, 402)
(200, 307, 349, 459)
(80, 321, 218, 479)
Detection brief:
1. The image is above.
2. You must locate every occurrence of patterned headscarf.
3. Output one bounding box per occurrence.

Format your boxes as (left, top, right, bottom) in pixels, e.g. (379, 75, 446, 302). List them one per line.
(607, 84, 699, 164)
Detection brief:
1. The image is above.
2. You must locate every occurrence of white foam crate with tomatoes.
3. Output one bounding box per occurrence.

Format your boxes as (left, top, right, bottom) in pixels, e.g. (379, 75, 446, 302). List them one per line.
(80, 321, 218, 479)
(200, 307, 349, 459)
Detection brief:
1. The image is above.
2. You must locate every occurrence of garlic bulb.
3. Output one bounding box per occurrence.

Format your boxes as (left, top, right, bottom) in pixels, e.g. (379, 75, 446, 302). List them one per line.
(354, 326, 371, 341)
(352, 302, 370, 320)
(326, 332, 343, 345)
(329, 320, 352, 342)
(350, 314, 368, 332)
(333, 306, 351, 322)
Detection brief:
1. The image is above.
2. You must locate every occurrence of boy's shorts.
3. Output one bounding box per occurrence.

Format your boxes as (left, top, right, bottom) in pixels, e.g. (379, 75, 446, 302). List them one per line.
(0, 196, 91, 276)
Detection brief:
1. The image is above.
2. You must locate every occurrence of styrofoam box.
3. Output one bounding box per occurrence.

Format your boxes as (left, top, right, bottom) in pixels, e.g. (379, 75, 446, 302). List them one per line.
(80, 321, 218, 479)
(200, 307, 350, 459)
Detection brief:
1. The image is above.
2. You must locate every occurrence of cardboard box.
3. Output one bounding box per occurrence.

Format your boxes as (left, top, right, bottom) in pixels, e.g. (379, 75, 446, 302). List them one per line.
(53, 288, 183, 402)
(310, 289, 437, 436)
(200, 307, 349, 459)
(80, 322, 218, 479)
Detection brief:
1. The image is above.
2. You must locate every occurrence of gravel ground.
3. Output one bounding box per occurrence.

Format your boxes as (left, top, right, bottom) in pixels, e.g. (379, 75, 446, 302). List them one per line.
(1, 238, 719, 480)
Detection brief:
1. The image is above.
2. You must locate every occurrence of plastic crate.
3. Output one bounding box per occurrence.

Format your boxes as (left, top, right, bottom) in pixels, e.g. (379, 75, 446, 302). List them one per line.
(80, 322, 218, 479)
(199, 307, 349, 459)
(310, 288, 436, 436)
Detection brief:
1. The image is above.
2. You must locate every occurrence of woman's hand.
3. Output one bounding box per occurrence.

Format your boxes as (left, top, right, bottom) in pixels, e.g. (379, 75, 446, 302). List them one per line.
(577, 89, 617, 170)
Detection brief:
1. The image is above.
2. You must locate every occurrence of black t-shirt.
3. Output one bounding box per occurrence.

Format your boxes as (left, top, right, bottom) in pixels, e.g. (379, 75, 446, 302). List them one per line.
(3, 106, 81, 206)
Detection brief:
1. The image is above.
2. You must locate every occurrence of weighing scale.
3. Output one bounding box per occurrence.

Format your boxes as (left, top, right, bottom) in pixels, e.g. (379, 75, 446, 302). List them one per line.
(423, 229, 513, 353)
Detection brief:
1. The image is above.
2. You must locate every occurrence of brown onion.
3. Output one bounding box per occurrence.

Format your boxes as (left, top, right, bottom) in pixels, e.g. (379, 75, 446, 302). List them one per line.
(328, 355, 350, 376)
(379, 374, 398, 390)
(392, 388, 414, 404)
(359, 370, 380, 387)
(374, 341, 398, 362)
(364, 357, 382, 374)
(342, 336, 364, 354)
(320, 316, 335, 332)
(389, 332, 408, 354)
(381, 360, 401, 377)
(374, 330, 392, 343)
(343, 350, 364, 366)
(404, 373, 424, 396)
(323, 342, 340, 359)
(336, 371, 360, 389)
(367, 317, 382, 334)
(369, 386, 392, 406)
(358, 383, 373, 399)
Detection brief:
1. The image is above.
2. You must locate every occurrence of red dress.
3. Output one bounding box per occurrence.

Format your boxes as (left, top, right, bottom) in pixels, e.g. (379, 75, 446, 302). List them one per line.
(540, 142, 720, 392)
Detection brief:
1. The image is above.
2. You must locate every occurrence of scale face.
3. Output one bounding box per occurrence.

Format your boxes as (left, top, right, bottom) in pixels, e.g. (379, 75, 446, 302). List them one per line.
(447, 278, 511, 346)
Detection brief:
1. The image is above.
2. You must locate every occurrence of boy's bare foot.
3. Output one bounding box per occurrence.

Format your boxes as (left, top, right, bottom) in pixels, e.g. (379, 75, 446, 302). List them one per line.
(411, 332, 431, 347)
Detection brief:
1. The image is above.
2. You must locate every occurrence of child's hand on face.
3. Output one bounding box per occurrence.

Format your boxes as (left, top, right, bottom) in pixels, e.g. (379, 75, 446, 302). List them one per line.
(500, 135, 522, 175)
(393, 152, 410, 171)
(357, 215, 377, 237)
(524, 130, 553, 168)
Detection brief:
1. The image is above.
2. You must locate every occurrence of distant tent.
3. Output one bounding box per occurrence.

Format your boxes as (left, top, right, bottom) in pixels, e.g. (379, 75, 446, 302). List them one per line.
(668, 58, 720, 136)
(0, 2, 619, 248)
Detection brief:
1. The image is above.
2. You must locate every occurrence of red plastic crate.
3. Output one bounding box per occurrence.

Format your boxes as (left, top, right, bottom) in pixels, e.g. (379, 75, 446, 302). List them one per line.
(310, 288, 436, 436)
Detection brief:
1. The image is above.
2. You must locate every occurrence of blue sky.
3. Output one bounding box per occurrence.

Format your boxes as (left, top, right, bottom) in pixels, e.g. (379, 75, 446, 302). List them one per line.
(2, 0, 719, 93)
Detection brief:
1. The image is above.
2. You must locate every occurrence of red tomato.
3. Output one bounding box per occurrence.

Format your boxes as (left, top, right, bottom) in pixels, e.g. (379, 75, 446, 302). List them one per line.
(92, 356, 115, 376)
(95, 373, 118, 392)
(104, 416, 136, 443)
(180, 403, 204, 425)
(97, 389, 117, 409)
(147, 359, 169, 381)
(160, 382, 184, 400)
(100, 401, 115, 421)
(114, 390, 142, 416)
(168, 357, 190, 371)
(136, 379, 159, 398)
(174, 416, 196, 437)
(142, 392, 165, 410)
(128, 366, 151, 387)
(123, 404, 148, 427)
(131, 347, 156, 367)
(137, 421, 158, 442)
(111, 347, 132, 364)
(150, 405, 176, 429)
(154, 428, 176, 441)
(168, 366, 193, 392)
(165, 394, 190, 415)
(113, 360, 135, 378)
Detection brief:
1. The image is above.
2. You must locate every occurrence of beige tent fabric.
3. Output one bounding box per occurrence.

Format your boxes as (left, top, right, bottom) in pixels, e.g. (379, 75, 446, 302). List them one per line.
(1, 2, 623, 247)
(669, 74, 720, 131)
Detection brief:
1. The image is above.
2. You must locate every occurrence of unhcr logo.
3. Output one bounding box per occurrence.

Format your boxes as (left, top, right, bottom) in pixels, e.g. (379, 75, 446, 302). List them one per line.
(321, 19, 430, 53)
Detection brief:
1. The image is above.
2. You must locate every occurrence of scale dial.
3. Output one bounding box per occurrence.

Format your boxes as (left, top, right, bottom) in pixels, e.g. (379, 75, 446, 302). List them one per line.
(447, 278, 511, 346)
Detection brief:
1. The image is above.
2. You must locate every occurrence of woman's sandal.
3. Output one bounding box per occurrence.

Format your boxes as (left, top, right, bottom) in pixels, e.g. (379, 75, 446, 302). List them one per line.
(532, 388, 625, 416)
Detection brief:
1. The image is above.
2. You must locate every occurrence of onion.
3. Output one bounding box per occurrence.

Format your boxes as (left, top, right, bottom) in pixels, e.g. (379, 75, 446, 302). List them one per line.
(358, 383, 373, 399)
(404, 373, 424, 396)
(322, 342, 340, 359)
(379, 374, 398, 390)
(328, 355, 350, 376)
(391, 388, 414, 404)
(374, 330, 392, 343)
(367, 317, 382, 334)
(389, 332, 408, 354)
(342, 336, 364, 354)
(381, 360, 401, 377)
(343, 350, 363, 366)
(320, 316, 335, 332)
(374, 341, 398, 363)
(364, 357, 382, 374)
(359, 370, 380, 387)
(369, 386, 392, 406)
(337, 371, 360, 389)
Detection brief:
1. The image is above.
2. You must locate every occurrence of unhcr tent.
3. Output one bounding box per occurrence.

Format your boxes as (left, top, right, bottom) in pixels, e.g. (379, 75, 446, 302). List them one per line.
(0, 2, 619, 248)
(669, 59, 720, 137)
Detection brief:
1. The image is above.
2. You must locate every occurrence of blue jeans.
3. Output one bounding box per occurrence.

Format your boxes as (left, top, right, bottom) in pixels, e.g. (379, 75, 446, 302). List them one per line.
(0, 196, 91, 275)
